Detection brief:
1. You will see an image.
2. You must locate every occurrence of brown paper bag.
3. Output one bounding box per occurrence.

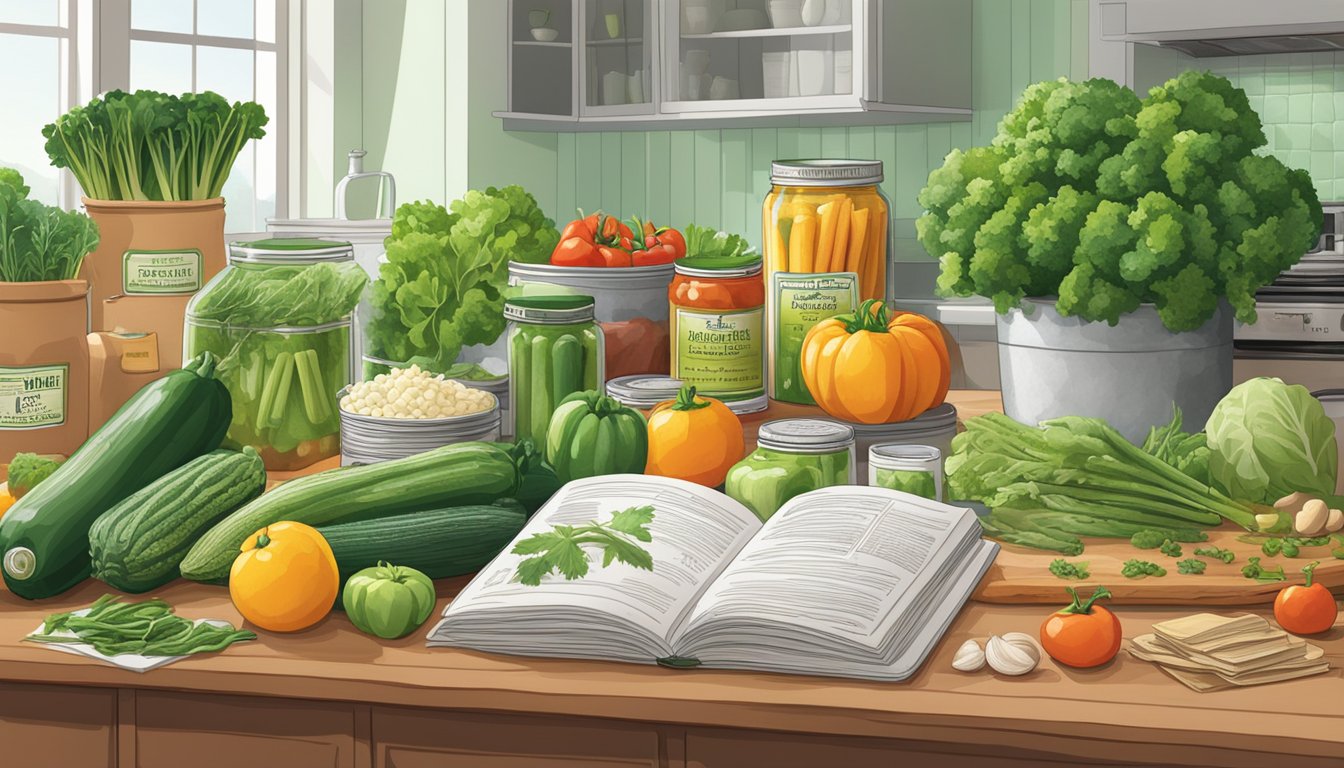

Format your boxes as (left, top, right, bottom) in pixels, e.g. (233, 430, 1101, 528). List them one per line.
(102, 293, 192, 371)
(81, 197, 225, 331)
(88, 331, 166, 434)
(0, 280, 90, 463)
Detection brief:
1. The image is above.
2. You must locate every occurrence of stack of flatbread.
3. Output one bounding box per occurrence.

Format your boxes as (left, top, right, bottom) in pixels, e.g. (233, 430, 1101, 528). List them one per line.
(1128, 613, 1329, 692)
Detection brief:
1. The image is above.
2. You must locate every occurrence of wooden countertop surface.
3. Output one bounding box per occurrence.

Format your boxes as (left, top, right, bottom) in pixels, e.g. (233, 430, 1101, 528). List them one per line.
(4, 391, 1342, 763)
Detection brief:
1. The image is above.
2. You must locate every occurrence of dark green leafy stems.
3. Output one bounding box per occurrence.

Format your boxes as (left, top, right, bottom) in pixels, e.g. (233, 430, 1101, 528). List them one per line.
(1176, 559, 1207, 575)
(364, 190, 560, 375)
(917, 71, 1321, 332)
(1158, 540, 1183, 558)
(0, 169, 99, 282)
(955, 412, 1249, 555)
(1121, 559, 1167, 579)
(512, 506, 655, 586)
(1194, 546, 1236, 564)
(25, 595, 255, 657)
(1241, 557, 1286, 583)
(1141, 406, 1211, 486)
(42, 90, 268, 201)
(1048, 559, 1090, 580)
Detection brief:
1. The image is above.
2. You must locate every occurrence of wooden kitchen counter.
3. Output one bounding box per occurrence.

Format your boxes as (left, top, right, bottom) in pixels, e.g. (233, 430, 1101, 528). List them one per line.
(4, 390, 1338, 767)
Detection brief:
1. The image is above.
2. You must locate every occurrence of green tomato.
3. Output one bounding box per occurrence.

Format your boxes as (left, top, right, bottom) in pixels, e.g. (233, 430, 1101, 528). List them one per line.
(342, 561, 437, 639)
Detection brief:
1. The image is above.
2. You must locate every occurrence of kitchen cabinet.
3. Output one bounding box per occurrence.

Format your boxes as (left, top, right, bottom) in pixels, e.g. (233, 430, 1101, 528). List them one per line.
(0, 682, 118, 766)
(500, 0, 971, 130)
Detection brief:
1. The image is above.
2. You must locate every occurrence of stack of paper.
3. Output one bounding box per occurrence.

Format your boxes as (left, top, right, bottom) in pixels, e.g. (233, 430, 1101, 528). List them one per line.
(1128, 613, 1329, 692)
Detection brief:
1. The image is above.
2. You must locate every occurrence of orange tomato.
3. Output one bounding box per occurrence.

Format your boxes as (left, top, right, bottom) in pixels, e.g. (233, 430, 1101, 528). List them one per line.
(1039, 586, 1122, 668)
(229, 521, 340, 633)
(1274, 561, 1338, 635)
(800, 300, 950, 424)
(645, 386, 744, 487)
(0, 487, 14, 519)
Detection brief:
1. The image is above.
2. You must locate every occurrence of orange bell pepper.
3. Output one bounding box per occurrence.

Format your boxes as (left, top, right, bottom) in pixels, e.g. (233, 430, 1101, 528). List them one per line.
(645, 386, 744, 487)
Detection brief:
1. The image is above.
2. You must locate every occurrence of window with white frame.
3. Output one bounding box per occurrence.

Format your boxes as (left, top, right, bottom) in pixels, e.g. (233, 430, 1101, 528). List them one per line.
(0, 0, 286, 232)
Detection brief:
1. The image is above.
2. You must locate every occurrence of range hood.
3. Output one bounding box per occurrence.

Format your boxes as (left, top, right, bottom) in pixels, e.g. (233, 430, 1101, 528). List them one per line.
(1098, 0, 1344, 57)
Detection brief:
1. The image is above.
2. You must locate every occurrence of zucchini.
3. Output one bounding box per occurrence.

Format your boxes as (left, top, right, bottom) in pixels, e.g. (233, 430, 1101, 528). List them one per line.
(0, 353, 232, 600)
(89, 448, 266, 593)
(320, 498, 527, 583)
(180, 441, 522, 582)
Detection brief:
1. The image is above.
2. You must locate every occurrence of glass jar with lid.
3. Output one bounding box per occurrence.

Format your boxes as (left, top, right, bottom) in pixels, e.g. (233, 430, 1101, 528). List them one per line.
(764, 159, 889, 404)
(725, 418, 856, 522)
(669, 253, 766, 403)
(869, 444, 944, 501)
(184, 238, 367, 471)
(505, 295, 605, 446)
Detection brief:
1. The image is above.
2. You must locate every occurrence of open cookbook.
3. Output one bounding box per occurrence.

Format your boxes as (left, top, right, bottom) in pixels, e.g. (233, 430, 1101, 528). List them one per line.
(426, 475, 998, 681)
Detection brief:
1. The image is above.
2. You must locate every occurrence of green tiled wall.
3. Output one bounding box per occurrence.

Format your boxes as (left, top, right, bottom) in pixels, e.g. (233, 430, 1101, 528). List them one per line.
(541, 0, 1090, 262)
(1134, 48, 1344, 201)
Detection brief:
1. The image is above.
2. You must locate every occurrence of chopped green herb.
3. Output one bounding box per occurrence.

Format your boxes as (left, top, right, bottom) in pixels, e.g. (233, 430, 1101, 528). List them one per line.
(1176, 559, 1207, 575)
(512, 505, 655, 586)
(1130, 530, 1170, 550)
(1289, 535, 1332, 548)
(1158, 539, 1182, 558)
(1121, 559, 1167, 579)
(1193, 546, 1235, 564)
(1048, 559, 1091, 580)
(1241, 557, 1286, 583)
(25, 595, 254, 657)
(1261, 538, 1282, 557)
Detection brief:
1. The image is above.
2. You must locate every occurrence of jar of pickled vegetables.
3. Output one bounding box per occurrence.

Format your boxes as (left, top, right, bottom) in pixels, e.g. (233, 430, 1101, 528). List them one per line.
(869, 444, 943, 501)
(764, 160, 889, 404)
(505, 295, 605, 446)
(725, 418, 856, 522)
(184, 238, 367, 471)
(669, 254, 765, 402)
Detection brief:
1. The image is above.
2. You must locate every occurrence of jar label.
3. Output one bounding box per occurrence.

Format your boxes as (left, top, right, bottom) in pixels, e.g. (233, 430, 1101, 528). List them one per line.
(673, 307, 764, 398)
(0, 364, 68, 429)
(769, 272, 859, 404)
(123, 250, 203, 294)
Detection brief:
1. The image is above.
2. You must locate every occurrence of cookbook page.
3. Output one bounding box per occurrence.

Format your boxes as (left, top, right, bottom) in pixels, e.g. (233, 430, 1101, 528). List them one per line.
(674, 486, 980, 652)
(432, 475, 762, 649)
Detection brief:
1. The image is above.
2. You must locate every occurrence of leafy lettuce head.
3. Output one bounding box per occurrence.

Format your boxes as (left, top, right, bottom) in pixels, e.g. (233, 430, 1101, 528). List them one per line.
(1205, 378, 1338, 504)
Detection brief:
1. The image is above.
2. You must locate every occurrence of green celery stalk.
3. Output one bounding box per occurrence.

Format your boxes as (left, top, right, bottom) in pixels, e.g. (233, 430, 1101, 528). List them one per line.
(268, 352, 297, 427)
(255, 351, 294, 430)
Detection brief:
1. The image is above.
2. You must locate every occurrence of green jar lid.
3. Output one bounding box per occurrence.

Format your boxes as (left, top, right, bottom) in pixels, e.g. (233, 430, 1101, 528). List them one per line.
(757, 418, 855, 454)
(504, 295, 596, 324)
(674, 253, 763, 278)
(229, 237, 353, 263)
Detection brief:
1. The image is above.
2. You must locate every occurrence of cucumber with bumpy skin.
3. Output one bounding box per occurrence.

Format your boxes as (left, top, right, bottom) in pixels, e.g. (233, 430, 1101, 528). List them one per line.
(89, 448, 266, 593)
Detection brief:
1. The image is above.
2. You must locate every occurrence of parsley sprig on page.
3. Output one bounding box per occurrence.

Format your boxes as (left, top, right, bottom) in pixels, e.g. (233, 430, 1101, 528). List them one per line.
(512, 506, 656, 586)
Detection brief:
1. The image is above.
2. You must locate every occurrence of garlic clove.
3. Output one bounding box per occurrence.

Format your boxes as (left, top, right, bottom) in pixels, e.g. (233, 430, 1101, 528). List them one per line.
(1328, 508, 1344, 533)
(985, 633, 1040, 676)
(1255, 513, 1281, 532)
(1275, 491, 1312, 513)
(1297, 499, 1329, 536)
(951, 639, 985, 672)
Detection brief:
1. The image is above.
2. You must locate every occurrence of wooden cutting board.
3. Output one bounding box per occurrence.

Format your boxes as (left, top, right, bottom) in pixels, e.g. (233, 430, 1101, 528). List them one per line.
(973, 526, 1344, 606)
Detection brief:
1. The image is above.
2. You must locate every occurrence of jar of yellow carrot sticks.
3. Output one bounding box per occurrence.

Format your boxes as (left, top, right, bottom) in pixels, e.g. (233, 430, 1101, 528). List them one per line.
(763, 160, 889, 404)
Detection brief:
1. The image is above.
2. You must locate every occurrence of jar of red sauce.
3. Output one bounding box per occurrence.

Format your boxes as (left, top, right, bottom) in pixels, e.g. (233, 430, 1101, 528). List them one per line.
(668, 254, 765, 401)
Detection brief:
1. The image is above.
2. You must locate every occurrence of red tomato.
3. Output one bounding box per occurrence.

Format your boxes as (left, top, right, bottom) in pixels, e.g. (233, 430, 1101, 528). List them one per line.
(1275, 561, 1338, 635)
(560, 218, 594, 242)
(551, 237, 603, 267)
(597, 245, 632, 268)
(633, 248, 674, 267)
(658, 227, 687, 259)
(1039, 586, 1122, 668)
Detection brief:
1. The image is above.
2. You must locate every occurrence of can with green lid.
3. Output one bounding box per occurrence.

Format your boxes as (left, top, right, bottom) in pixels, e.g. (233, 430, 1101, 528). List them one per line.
(505, 295, 605, 446)
(725, 418, 856, 521)
(669, 253, 765, 402)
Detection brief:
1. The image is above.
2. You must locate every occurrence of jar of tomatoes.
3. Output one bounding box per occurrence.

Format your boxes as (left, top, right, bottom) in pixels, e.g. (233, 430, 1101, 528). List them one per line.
(669, 254, 766, 402)
(763, 159, 890, 404)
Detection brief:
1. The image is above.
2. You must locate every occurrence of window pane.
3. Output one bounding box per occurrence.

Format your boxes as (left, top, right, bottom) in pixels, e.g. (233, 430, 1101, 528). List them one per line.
(197, 45, 253, 103)
(254, 49, 277, 224)
(130, 40, 192, 93)
(255, 0, 275, 43)
(197, 0, 253, 40)
(221, 142, 255, 232)
(132, 0, 192, 33)
(0, 34, 61, 204)
(0, 0, 58, 26)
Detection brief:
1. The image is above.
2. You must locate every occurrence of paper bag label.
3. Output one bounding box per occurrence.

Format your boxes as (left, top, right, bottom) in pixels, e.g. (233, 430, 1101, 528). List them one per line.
(0, 364, 68, 429)
(672, 307, 764, 398)
(769, 272, 859, 403)
(117, 333, 160, 374)
(123, 250, 203, 294)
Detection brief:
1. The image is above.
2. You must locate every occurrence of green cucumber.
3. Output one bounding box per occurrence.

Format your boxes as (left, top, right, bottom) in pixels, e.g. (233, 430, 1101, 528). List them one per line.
(180, 441, 522, 582)
(510, 331, 531, 441)
(89, 448, 266, 593)
(580, 327, 602, 389)
(528, 333, 552, 445)
(0, 353, 232, 600)
(551, 333, 582, 406)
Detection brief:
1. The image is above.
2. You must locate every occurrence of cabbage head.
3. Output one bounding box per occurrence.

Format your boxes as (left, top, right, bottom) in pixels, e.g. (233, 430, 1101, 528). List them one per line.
(1205, 378, 1338, 504)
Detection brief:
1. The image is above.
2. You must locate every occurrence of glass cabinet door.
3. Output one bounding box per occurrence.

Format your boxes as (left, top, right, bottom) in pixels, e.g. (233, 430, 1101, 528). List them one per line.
(580, 0, 656, 116)
(509, 0, 577, 116)
(663, 0, 862, 113)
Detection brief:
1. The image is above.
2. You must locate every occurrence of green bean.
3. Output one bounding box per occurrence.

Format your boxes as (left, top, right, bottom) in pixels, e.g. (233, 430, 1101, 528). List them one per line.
(26, 596, 255, 658)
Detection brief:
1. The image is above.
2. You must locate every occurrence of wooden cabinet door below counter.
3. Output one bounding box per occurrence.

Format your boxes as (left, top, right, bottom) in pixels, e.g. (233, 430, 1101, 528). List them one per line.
(133, 691, 363, 768)
(0, 682, 118, 767)
(373, 707, 675, 768)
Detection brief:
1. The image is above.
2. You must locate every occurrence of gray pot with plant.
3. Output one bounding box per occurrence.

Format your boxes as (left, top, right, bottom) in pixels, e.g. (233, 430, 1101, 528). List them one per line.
(917, 72, 1322, 442)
